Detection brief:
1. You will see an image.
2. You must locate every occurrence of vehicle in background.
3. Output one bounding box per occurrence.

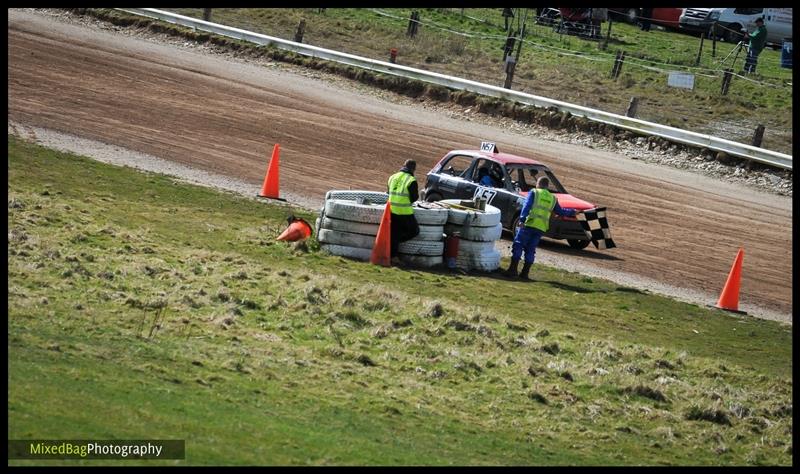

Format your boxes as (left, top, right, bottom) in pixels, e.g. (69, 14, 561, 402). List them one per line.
(420, 145, 598, 250)
(716, 8, 792, 45)
(679, 8, 724, 34)
(650, 8, 684, 30)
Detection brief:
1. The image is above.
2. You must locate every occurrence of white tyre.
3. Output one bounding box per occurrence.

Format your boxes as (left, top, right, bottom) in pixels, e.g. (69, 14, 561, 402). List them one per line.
(320, 243, 372, 261)
(445, 222, 502, 242)
(318, 229, 376, 249)
(325, 190, 388, 204)
(416, 225, 445, 241)
(440, 199, 502, 227)
(412, 205, 449, 226)
(457, 249, 501, 271)
(324, 199, 385, 224)
(455, 239, 497, 255)
(398, 239, 444, 256)
(321, 216, 379, 236)
(399, 254, 443, 268)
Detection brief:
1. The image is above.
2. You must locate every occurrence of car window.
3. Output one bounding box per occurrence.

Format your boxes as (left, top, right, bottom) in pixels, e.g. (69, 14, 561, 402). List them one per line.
(734, 8, 762, 15)
(439, 154, 475, 178)
(505, 164, 567, 193)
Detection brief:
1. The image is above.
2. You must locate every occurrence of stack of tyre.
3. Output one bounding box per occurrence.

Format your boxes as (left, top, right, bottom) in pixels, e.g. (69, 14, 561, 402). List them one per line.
(315, 190, 449, 267)
(440, 199, 503, 272)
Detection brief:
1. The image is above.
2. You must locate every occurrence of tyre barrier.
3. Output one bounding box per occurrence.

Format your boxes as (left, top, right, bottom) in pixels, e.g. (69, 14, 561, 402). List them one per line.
(320, 243, 372, 261)
(398, 239, 445, 257)
(318, 193, 446, 265)
(399, 254, 443, 268)
(317, 228, 375, 249)
(439, 199, 502, 227)
(324, 199, 384, 224)
(411, 204, 449, 226)
(444, 222, 502, 242)
(324, 190, 388, 204)
(455, 249, 501, 272)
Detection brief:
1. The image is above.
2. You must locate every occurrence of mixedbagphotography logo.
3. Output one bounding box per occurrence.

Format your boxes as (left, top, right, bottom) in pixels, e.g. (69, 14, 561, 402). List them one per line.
(8, 440, 185, 460)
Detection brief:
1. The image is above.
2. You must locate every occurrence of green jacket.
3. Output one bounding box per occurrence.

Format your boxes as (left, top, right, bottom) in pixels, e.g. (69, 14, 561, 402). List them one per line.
(748, 25, 767, 53)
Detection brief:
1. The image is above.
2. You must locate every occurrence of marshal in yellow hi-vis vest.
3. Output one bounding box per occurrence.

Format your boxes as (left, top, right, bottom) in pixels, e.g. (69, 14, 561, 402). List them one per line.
(387, 171, 416, 216)
(524, 188, 556, 232)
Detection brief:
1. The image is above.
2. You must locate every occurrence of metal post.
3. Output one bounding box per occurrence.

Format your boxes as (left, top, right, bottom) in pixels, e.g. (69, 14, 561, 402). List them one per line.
(695, 33, 705, 66)
(202, 8, 212, 22)
(625, 97, 639, 118)
(294, 19, 306, 43)
(751, 124, 765, 147)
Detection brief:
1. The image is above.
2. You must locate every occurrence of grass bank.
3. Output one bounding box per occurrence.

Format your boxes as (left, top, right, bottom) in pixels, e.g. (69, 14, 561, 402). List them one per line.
(8, 136, 792, 465)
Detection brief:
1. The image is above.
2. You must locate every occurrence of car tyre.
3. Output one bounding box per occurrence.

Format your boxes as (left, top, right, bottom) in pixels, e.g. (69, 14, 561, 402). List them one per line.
(567, 239, 591, 250)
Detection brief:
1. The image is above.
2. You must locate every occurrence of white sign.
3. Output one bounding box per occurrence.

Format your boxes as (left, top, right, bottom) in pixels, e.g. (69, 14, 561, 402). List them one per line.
(667, 72, 695, 90)
(480, 141, 498, 153)
(472, 186, 498, 204)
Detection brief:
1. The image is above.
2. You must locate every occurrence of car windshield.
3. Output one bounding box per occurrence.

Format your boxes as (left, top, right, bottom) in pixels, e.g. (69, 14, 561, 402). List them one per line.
(504, 164, 567, 194)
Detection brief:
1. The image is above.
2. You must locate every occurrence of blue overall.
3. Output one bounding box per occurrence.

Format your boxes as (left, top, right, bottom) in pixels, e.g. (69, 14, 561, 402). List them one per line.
(511, 190, 576, 264)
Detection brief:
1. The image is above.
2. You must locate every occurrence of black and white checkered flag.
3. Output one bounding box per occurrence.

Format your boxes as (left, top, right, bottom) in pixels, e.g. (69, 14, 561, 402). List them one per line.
(576, 207, 616, 249)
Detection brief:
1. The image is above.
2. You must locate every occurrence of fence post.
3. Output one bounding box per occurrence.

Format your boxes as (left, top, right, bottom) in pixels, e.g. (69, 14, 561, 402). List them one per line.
(294, 19, 306, 43)
(605, 17, 613, 44)
(502, 30, 516, 61)
(625, 97, 639, 118)
(202, 8, 212, 22)
(695, 33, 705, 66)
(751, 124, 765, 147)
(721, 68, 733, 95)
(503, 56, 517, 89)
(611, 51, 625, 79)
(610, 50, 620, 78)
(711, 22, 717, 58)
(407, 11, 419, 38)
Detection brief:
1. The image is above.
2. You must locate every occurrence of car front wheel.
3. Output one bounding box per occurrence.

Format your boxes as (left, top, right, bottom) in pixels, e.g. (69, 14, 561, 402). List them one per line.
(567, 239, 591, 250)
(425, 191, 443, 203)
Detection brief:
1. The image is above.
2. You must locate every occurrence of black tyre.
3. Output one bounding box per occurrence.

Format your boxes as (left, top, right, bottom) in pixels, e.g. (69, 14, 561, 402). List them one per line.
(425, 191, 443, 203)
(567, 239, 591, 250)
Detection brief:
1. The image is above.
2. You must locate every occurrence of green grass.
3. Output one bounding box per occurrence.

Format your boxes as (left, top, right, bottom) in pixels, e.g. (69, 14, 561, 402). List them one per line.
(8, 136, 792, 465)
(160, 8, 791, 154)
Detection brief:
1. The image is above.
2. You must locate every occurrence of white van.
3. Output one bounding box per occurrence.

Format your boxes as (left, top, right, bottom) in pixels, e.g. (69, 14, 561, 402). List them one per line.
(717, 8, 792, 45)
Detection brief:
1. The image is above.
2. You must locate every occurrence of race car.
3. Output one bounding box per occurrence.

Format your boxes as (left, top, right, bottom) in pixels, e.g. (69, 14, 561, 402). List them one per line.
(420, 142, 600, 250)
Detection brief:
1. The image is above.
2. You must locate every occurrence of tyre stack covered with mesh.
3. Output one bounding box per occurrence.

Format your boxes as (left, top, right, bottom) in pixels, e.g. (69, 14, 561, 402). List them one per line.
(440, 199, 503, 272)
(315, 190, 448, 267)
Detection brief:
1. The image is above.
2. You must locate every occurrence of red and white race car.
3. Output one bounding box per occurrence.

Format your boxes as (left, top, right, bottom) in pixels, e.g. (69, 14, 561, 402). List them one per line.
(420, 143, 606, 250)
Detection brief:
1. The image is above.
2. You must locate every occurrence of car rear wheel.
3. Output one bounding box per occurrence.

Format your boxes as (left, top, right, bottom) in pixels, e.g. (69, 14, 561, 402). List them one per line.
(425, 191, 443, 203)
(567, 239, 591, 250)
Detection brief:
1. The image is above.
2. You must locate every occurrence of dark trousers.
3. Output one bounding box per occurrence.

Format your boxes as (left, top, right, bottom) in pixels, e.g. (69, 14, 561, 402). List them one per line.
(390, 213, 419, 258)
(744, 47, 761, 73)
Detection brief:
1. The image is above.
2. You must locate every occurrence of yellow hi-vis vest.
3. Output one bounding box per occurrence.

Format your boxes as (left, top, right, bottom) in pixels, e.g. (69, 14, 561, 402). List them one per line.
(388, 171, 416, 215)
(524, 188, 556, 232)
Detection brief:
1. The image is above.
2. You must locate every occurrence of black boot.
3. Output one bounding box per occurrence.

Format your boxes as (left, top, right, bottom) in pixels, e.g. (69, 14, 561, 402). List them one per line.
(519, 262, 533, 281)
(504, 258, 520, 278)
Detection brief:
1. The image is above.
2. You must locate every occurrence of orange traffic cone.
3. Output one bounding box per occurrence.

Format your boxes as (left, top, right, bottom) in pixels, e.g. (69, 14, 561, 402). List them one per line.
(276, 217, 313, 242)
(712, 247, 747, 314)
(370, 202, 392, 267)
(258, 143, 285, 201)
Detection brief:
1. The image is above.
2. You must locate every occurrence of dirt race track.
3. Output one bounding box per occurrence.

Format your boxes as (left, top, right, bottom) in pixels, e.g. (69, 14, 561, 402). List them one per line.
(8, 10, 793, 322)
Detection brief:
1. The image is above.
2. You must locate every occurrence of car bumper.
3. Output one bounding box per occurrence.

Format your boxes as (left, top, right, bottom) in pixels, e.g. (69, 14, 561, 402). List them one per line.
(546, 218, 589, 241)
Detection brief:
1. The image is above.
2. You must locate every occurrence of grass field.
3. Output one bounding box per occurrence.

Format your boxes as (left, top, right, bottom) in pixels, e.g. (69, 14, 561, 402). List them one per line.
(161, 8, 792, 154)
(8, 136, 793, 465)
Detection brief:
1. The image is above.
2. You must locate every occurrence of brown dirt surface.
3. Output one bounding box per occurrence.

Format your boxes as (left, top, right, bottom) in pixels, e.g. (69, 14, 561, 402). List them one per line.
(8, 10, 792, 322)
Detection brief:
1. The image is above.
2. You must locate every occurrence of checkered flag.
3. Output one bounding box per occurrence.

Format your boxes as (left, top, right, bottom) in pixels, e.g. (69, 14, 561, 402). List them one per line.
(576, 207, 616, 249)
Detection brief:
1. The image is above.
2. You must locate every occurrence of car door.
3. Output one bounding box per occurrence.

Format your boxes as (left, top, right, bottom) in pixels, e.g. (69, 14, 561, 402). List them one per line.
(432, 153, 478, 200)
(470, 160, 519, 228)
